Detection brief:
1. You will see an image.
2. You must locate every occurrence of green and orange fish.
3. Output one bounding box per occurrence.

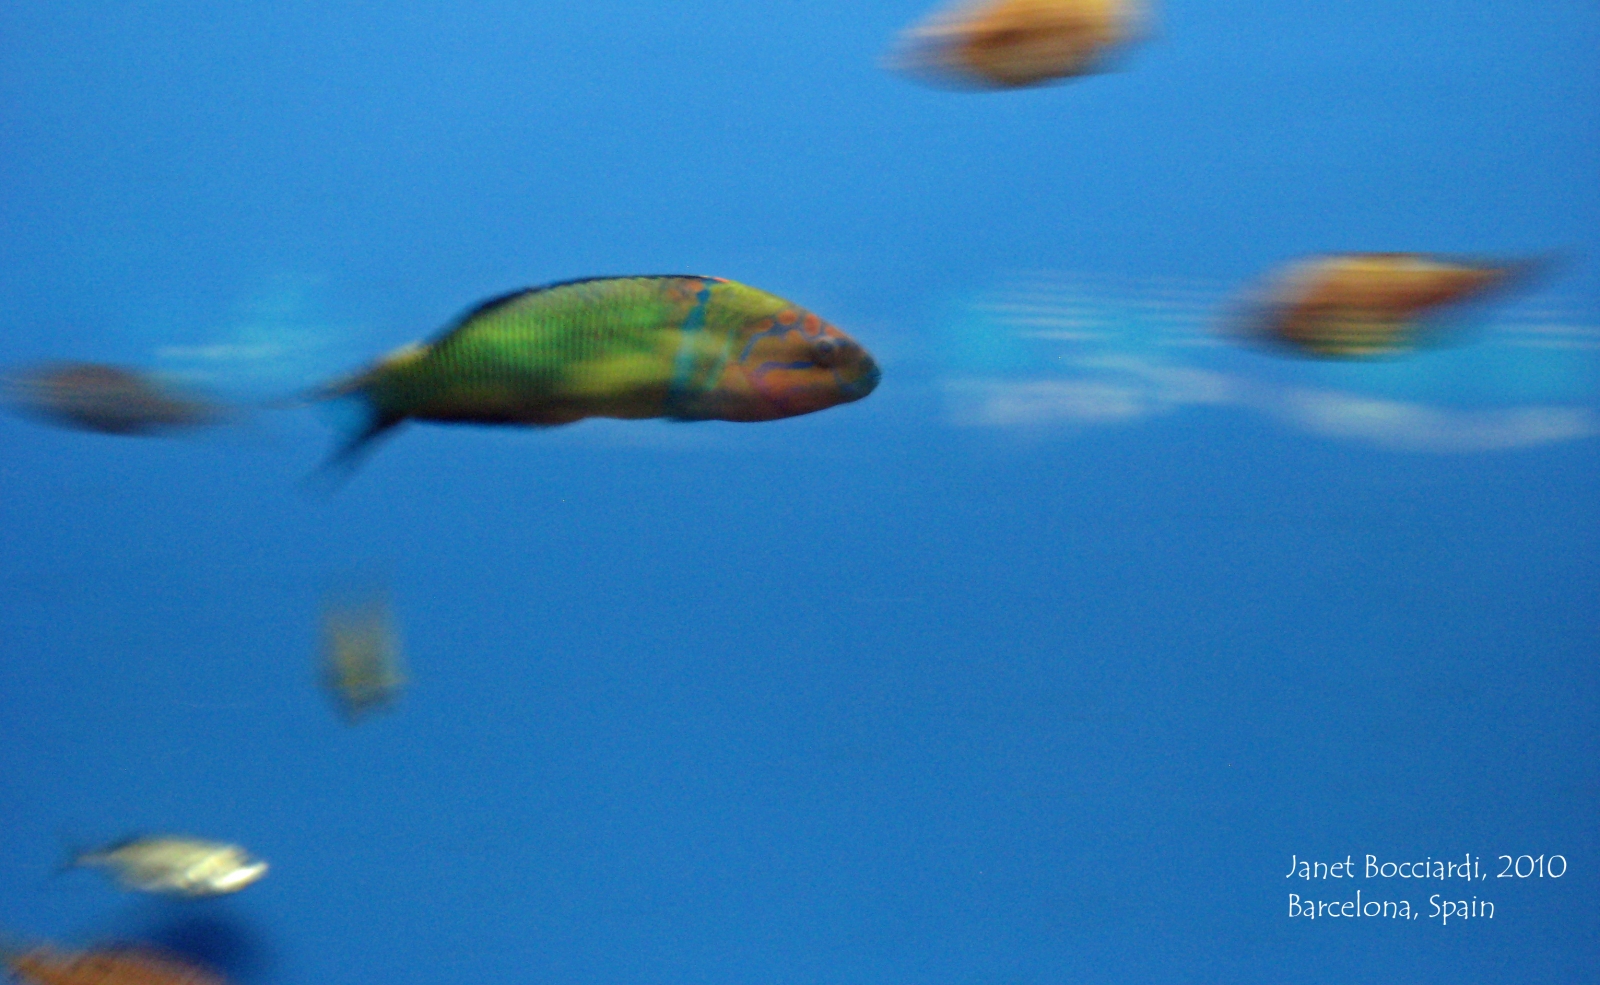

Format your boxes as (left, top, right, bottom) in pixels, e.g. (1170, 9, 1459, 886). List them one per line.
(318, 275, 880, 469)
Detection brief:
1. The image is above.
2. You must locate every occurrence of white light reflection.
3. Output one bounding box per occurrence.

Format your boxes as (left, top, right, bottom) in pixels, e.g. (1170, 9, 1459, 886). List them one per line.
(940, 270, 1599, 452)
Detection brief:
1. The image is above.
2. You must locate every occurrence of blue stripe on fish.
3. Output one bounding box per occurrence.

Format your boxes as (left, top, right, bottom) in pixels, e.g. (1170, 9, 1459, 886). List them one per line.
(665, 282, 714, 415)
(738, 318, 805, 362)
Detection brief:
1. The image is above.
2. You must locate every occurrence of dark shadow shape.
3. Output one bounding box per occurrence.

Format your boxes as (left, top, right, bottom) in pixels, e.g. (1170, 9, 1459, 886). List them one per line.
(135, 913, 274, 984)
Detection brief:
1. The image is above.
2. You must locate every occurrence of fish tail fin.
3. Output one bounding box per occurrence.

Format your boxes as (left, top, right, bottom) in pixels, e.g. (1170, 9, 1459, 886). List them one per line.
(53, 829, 96, 879)
(304, 379, 403, 490)
(305, 363, 376, 405)
(310, 419, 402, 490)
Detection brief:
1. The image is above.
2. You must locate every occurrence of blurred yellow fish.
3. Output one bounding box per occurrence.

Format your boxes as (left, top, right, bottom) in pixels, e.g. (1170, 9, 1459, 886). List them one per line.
(70, 836, 267, 897)
(889, 0, 1149, 89)
(321, 593, 406, 722)
(1238, 253, 1539, 358)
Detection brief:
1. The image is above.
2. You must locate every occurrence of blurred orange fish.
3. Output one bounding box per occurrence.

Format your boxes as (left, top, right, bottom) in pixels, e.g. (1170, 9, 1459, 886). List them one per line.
(1236, 253, 1540, 358)
(889, 0, 1149, 89)
(2, 363, 228, 435)
(4, 945, 225, 985)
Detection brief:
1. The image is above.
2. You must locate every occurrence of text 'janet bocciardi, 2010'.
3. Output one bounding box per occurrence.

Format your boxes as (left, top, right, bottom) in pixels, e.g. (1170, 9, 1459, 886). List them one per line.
(1282, 853, 1569, 924)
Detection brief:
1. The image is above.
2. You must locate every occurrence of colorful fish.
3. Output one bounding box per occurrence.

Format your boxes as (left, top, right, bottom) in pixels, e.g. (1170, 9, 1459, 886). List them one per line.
(3, 944, 225, 985)
(2, 363, 227, 435)
(1237, 253, 1538, 358)
(316, 275, 880, 469)
(889, 0, 1150, 89)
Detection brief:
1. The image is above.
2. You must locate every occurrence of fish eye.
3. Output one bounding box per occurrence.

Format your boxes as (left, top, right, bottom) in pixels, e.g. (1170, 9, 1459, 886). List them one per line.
(811, 338, 842, 368)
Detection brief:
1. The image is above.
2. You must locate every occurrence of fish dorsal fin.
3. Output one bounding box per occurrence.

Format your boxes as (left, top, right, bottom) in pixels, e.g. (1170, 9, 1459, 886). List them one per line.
(427, 287, 546, 345)
(87, 833, 149, 857)
(426, 275, 729, 347)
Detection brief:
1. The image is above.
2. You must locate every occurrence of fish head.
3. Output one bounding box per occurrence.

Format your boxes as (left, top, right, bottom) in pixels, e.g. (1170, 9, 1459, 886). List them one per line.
(199, 858, 269, 894)
(721, 307, 881, 420)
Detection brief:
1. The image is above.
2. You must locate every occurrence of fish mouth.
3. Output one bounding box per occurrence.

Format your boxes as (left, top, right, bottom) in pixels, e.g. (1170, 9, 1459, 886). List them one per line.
(208, 862, 269, 892)
(838, 357, 881, 401)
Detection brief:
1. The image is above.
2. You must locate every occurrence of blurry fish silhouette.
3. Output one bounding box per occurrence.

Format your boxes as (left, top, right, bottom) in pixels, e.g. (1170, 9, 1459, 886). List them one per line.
(3, 943, 226, 985)
(2, 363, 228, 435)
(312, 275, 880, 472)
(136, 916, 269, 985)
(889, 0, 1149, 89)
(1236, 253, 1541, 358)
(321, 592, 405, 722)
(68, 836, 267, 897)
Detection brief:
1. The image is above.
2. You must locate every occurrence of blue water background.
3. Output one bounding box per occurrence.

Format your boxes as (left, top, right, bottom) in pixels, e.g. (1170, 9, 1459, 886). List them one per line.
(2, 2, 1597, 982)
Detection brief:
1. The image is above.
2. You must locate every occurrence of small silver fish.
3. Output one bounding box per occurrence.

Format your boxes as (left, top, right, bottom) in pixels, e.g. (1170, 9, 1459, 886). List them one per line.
(71, 836, 268, 897)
